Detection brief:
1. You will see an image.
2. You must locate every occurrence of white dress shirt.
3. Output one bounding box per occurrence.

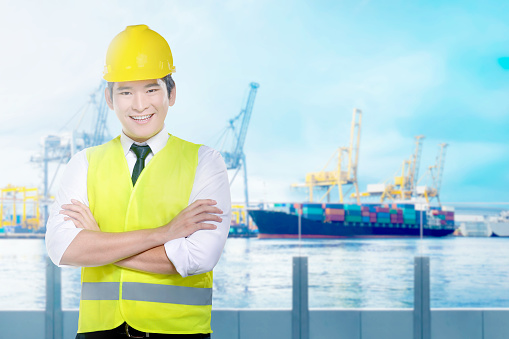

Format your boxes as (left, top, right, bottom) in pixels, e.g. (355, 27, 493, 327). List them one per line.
(45, 126, 231, 278)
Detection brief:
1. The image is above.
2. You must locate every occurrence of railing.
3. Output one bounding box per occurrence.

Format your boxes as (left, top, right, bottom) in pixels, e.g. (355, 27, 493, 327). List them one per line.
(2, 254, 508, 338)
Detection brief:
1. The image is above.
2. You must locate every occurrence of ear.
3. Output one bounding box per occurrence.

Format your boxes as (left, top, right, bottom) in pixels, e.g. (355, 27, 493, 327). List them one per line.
(105, 87, 114, 110)
(169, 86, 176, 107)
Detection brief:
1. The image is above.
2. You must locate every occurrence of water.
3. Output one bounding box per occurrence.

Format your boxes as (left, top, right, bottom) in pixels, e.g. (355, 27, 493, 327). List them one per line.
(1, 237, 508, 310)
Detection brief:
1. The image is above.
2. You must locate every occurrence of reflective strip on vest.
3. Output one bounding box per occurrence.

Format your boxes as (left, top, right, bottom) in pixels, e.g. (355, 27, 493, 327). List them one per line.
(81, 282, 119, 301)
(81, 282, 212, 306)
(124, 282, 213, 306)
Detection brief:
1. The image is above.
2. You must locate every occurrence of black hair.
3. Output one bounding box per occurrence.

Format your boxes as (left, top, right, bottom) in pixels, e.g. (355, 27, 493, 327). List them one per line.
(107, 73, 175, 102)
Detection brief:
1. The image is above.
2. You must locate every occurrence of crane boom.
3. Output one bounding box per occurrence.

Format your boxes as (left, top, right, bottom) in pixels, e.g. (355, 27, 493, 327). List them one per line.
(408, 135, 425, 194)
(228, 82, 259, 169)
(218, 82, 260, 209)
(292, 108, 362, 204)
(348, 109, 362, 203)
(434, 143, 448, 195)
(91, 81, 109, 147)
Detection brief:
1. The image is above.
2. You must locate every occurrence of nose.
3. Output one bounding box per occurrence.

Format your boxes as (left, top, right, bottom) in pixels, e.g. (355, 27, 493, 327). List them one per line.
(132, 92, 149, 112)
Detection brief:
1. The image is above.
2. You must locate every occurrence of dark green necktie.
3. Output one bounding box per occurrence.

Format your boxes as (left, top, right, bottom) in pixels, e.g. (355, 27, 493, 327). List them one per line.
(130, 144, 152, 185)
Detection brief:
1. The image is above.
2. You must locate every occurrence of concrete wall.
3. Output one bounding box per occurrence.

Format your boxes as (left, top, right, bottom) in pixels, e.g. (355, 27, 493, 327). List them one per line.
(1, 308, 508, 339)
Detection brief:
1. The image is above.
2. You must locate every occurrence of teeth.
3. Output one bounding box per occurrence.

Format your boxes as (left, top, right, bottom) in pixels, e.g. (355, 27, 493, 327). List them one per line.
(131, 114, 153, 120)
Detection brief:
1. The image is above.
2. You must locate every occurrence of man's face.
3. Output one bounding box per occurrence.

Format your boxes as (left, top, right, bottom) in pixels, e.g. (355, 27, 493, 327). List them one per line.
(105, 79, 175, 142)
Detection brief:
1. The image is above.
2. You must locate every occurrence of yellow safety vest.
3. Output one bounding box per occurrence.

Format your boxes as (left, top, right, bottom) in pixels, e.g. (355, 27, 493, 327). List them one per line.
(78, 134, 213, 334)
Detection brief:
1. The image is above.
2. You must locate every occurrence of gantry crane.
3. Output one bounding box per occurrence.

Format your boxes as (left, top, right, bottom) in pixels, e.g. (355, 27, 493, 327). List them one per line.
(218, 82, 259, 208)
(292, 108, 362, 204)
(30, 80, 110, 225)
(0, 185, 41, 230)
(380, 135, 425, 201)
(88, 81, 110, 148)
(415, 143, 448, 204)
(364, 135, 424, 202)
(355, 137, 449, 204)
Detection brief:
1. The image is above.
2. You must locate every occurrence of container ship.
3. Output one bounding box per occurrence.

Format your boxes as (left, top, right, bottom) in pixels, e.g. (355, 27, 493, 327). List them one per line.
(249, 202, 456, 238)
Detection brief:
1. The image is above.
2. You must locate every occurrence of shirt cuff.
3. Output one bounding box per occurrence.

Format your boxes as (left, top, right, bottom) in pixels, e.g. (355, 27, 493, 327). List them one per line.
(164, 238, 198, 278)
(46, 226, 83, 268)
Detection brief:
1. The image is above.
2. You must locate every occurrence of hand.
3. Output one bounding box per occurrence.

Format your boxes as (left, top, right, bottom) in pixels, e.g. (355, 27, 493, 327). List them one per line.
(60, 199, 101, 232)
(161, 199, 223, 241)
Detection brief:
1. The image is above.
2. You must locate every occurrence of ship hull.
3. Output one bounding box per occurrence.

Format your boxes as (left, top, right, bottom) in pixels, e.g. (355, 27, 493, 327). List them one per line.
(249, 210, 455, 238)
(489, 222, 509, 237)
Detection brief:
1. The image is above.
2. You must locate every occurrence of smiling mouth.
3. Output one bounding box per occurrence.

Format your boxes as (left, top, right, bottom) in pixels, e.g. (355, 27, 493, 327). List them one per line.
(130, 114, 155, 122)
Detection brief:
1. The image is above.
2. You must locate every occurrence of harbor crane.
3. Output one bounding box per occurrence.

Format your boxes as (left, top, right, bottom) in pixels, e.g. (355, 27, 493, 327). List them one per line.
(0, 185, 41, 230)
(415, 143, 448, 204)
(382, 135, 425, 201)
(355, 137, 448, 204)
(354, 135, 425, 202)
(218, 82, 260, 208)
(292, 108, 362, 204)
(30, 81, 110, 224)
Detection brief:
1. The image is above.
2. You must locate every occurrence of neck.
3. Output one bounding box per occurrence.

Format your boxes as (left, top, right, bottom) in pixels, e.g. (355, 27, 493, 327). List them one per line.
(124, 127, 163, 143)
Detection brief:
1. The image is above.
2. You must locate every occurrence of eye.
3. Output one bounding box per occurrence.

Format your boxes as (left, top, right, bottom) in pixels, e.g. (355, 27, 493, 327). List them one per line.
(119, 92, 131, 96)
(147, 89, 158, 93)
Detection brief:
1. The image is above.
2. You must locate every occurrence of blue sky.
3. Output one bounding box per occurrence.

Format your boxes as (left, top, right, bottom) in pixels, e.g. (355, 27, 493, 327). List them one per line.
(0, 0, 508, 204)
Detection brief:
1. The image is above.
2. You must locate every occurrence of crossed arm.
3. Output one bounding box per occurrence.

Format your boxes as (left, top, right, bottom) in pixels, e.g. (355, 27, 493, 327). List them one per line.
(59, 199, 222, 275)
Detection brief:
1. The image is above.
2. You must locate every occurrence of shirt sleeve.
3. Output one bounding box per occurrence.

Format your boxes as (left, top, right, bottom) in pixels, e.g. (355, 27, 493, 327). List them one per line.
(45, 149, 89, 267)
(164, 146, 231, 277)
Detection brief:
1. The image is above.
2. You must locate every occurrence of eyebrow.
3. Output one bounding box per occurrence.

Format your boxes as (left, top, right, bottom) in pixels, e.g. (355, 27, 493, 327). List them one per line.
(116, 83, 161, 91)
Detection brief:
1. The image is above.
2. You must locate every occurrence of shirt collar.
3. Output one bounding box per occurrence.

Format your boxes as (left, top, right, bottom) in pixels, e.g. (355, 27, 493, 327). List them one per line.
(120, 125, 170, 157)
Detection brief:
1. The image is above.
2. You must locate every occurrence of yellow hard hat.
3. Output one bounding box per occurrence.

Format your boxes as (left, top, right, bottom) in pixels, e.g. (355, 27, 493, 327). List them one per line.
(103, 24, 176, 82)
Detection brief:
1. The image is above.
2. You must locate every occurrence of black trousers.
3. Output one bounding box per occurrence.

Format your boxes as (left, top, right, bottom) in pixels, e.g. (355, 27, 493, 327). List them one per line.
(76, 322, 211, 339)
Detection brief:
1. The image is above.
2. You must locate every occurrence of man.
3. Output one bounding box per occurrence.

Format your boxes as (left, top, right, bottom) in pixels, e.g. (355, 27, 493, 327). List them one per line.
(45, 24, 231, 338)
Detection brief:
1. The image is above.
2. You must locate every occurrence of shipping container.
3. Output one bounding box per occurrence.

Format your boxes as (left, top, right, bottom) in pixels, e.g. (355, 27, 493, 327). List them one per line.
(346, 210, 362, 216)
(344, 204, 362, 211)
(303, 207, 323, 215)
(304, 213, 324, 221)
(325, 203, 344, 209)
(345, 216, 362, 222)
(325, 208, 345, 216)
(326, 214, 345, 222)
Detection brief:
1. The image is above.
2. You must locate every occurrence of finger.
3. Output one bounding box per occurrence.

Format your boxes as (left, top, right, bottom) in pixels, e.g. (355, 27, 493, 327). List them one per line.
(71, 200, 87, 212)
(185, 223, 217, 238)
(84, 205, 96, 223)
(183, 201, 219, 221)
(194, 205, 223, 216)
(68, 203, 99, 231)
(60, 210, 86, 223)
(72, 200, 96, 225)
(71, 199, 84, 205)
(61, 204, 85, 214)
(64, 216, 84, 228)
(204, 206, 224, 214)
(196, 204, 223, 213)
(66, 200, 90, 217)
(64, 216, 81, 228)
(195, 223, 218, 231)
(188, 199, 217, 211)
(68, 200, 97, 227)
(192, 213, 223, 223)
(194, 199, 217, 206)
